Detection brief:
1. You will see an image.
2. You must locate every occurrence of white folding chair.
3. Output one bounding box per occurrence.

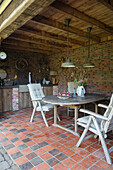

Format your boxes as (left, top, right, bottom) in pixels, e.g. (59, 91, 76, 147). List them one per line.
(27, 83, 60, 127)
(76, 94, 113, 164)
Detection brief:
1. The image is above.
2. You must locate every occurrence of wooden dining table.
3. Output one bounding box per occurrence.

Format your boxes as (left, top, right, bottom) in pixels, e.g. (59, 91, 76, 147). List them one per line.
(42, 94, 105, 136)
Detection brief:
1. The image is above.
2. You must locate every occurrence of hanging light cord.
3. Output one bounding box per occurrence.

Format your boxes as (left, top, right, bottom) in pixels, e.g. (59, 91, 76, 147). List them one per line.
(65, 19, 71, 59)
(87, 27, 92, 61)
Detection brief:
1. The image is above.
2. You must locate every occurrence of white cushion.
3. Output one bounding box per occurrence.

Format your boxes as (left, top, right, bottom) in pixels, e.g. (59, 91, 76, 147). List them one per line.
(36, 103, 53, 112)
(77, 116, 101, 129)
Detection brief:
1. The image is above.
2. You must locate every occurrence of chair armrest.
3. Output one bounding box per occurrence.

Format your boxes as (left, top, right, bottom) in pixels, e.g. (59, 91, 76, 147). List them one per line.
(98, 104, 108, 109)
(79, 108, 110, 121)
(32, 98, 42, 101)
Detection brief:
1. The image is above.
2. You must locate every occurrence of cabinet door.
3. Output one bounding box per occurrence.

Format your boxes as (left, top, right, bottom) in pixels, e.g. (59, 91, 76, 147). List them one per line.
(43, 86, 53, 96)
(19, 92, 32, 109)
(2, 89, 12, 112)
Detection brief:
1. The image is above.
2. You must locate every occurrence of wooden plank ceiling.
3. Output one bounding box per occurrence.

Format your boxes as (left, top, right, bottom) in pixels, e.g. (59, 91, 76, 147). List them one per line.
(0, 0, 113, 54)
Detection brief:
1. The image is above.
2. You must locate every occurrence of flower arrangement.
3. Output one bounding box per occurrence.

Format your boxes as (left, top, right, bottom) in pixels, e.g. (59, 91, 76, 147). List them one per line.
(71, 70, 88, 87)
(58, 90, 70, 97)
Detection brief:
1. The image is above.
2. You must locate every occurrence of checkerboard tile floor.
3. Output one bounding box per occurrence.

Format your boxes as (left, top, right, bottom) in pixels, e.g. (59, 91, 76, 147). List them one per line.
(0, 107, 113, 170)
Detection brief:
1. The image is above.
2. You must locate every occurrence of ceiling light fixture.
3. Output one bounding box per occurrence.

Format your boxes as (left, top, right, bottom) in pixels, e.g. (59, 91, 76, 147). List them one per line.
(61, 19, 75, 68)
(83, 27, 95, 68)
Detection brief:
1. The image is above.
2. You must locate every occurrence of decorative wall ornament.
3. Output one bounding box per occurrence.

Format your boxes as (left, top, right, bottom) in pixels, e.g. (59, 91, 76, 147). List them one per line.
(15, 58, 28, 71)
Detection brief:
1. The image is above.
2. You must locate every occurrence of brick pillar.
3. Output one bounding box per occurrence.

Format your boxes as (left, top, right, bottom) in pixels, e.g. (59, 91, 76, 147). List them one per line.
(53, 86, 58, 95)
(12, 88, 19, 111)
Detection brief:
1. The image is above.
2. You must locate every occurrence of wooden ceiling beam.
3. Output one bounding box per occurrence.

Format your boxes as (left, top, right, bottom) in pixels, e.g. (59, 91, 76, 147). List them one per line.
(3, 39, 61, 52)
(8, 32, 69, 49)
(96, 0, 113, 11)
(2, 43, 52, 54)
(19, 26, 85, 46)
(51, 0, 113, 34)
(0, 0, 55, 39)
(31, 15, 100, 42)
(3, 45, 51, 54)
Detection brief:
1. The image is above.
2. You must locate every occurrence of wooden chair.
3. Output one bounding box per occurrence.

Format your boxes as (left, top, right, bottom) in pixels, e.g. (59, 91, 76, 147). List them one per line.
(76, 94, 113, 164)
(27, 83, 60, 127)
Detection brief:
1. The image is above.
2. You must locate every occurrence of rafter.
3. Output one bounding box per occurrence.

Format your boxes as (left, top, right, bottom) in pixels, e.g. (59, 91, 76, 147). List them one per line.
(3, 39, 61, 52)
(31, 15, 100, 42)
(96, 0, 113, 11)
(51, 0, 113, 34)
(0, 0, 55, 39)
(2, 43, 52, 54)
(19, 26, 85, 46)
(8, 32, 69, 49)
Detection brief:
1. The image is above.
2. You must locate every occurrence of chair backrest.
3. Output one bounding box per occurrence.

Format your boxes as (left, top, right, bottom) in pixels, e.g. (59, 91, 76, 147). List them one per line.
(101, 94, 113, 133)
(27, 83, 45, 108)
(68, 82, 77, 93)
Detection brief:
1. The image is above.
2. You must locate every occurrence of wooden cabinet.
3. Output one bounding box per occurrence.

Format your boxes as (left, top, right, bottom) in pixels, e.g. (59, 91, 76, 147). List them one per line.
(19, 92, 32, 109)
(0, 88, 12, 112)
(0, 84, 58, 112)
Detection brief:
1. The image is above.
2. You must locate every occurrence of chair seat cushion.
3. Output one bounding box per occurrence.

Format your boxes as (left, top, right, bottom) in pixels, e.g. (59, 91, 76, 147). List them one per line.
(36, 103, 53, 112)
(77, 116, 101, 129)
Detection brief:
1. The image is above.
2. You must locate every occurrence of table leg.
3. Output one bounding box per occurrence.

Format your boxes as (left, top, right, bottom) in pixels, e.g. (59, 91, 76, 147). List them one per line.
(95, 103, 98, 113)
(54, 105, 57, 125)
(74, 106, 78, 133)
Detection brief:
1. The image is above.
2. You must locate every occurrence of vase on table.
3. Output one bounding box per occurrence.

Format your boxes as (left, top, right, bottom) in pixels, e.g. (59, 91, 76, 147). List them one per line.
(76, 86, 85, 97)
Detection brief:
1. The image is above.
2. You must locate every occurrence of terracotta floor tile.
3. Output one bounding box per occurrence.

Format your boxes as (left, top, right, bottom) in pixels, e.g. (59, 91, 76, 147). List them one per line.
(85, 146, 96, 153)
(15, 156, 28, 165)
(63, 149, 75, 157)
(43, 145, 54, 152)
(51, 142, 62, 148)
(7, 134, 16, 140)
(0, 133, 5, 138)
(36, 162, 50, 170)
(0, 108, 113, 170)
(71, 164, 85, 170)
(96, 160, 111, 169)
(34, 148, 46, 156)
(93, 149, 105, 159)
(62, 158, 76, 168)
(56, 145, 67, 152)
(2, 140, 12, 146)
(40, 152, 52, 161)
(14, 140, 24, 146)
(79, 158, 93, 169)
(26, 141, 36, 147)
(21, 148, 33, 155)
(7, 147, 19, 155)
(54, 162, 67, 170)
(87, 154, 99, 163)
(71, 153, 83, 162)
(89, 165, 103, 170)
(78, 149, 90, 157)
(71, 145, 82, 152)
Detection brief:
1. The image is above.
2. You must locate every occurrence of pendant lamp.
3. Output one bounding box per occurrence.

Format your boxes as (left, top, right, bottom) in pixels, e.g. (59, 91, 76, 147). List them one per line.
(61, 19, 75, 68)
(83, 27, 95, 68)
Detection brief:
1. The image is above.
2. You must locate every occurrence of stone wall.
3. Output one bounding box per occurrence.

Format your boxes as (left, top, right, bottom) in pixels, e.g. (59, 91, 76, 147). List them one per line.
(49, 40, 113, 97)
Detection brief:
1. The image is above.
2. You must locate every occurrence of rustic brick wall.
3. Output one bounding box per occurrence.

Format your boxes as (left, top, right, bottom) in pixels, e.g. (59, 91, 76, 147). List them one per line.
(1, 40, 113, 97)
(49, 40, 113, 97)
(0, 50, 50, 85)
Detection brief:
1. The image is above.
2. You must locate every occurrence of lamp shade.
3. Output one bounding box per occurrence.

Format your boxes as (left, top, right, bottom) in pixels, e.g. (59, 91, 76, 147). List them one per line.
(61, 57, 75, 67)
(83, 27, 95, 68)
(50, 70, 57, 76)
